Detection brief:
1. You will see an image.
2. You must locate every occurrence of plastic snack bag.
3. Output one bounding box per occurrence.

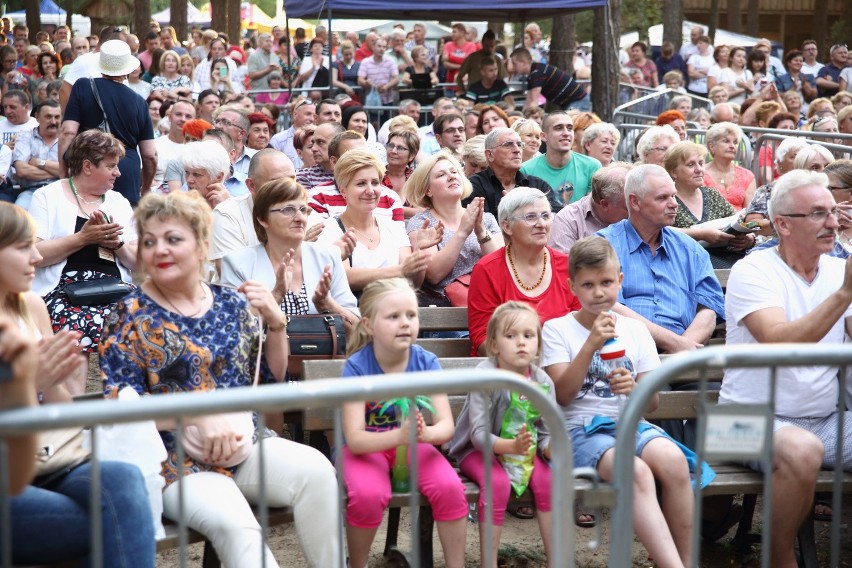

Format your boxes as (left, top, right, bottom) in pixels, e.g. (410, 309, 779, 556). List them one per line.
(497, 387, 545, 497)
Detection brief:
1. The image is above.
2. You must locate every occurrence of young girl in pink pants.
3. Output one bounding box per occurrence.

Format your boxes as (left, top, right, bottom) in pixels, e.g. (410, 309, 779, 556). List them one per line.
(341, 278, 468, 568)
(449, 301, 555, 567)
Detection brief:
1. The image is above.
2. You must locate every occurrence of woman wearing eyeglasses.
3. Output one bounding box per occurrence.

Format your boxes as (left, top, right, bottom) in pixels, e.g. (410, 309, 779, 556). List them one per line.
(467, 186, 581, 356)
(220, 178, 359, 335)
(383, 130, 420, 215)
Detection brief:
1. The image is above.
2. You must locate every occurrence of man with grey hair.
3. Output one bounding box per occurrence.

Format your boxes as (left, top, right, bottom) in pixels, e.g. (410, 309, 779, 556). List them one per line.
(386, 29, 413, 78)
(377, 99, 421, 145)
(464, 127, 558, 217)
(405, 23, 436, 66)
(679, 25, 709, 61)
(598, 163, 724, 352)
(247, 32, 281, 91)
(213, 105, 256, 176)
(719, 169, 852, 568)
(709, 102, 735, 125)
(550, 162, 632, 253)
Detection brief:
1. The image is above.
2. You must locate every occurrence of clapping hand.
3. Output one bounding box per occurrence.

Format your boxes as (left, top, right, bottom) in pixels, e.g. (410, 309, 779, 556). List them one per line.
(36, 330, 84, 394)
(271, 249, 296, 304)
(238, 280, 281, 325)
(312, 264, 334, 311)
(304, 223, 323, 242)
(334, 229, 357, 261)
(81, 210, 122, 249)
(411, 218, 444, 250)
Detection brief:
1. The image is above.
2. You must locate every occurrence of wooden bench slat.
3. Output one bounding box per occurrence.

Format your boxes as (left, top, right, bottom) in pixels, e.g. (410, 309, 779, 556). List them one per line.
(418, 306, 468, 331)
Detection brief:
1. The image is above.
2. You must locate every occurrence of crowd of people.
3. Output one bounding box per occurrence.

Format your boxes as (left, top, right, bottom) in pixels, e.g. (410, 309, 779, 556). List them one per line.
(0, 15, 850, 568)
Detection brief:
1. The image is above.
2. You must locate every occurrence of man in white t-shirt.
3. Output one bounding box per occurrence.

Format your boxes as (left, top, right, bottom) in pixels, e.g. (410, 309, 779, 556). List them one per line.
(719, 170, 852, 568)
(152, 100, 195, 191)
(800, 39, 824, 76)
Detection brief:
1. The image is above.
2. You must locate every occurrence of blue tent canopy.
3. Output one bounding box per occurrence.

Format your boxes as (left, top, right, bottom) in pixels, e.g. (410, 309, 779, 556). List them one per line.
(284, 0, 607, 20)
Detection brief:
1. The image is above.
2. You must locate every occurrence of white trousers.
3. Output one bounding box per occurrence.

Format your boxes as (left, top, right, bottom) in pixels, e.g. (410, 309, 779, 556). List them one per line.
(162, 437, 341, 567)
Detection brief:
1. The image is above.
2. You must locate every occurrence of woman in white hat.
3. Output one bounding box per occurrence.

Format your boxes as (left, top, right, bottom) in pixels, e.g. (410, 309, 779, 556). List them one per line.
(59, 39, 156, 207)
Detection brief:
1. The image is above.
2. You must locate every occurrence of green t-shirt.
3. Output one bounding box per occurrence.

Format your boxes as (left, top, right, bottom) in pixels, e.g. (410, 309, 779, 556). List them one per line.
(520, 152, 601, 204)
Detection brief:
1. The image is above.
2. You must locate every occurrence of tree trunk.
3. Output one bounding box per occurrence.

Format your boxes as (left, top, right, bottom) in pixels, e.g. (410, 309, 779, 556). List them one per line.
(24, 0, 40, 44)
(227, 0, 241, 49)
(592, 1, 619, 121)
(134, 0, 151, 39)
(662, 0, 682, 51)
(727, 0, 741, 33)
(170, 0, 188, 49)
(813, 2, 828, 59)
(211, 0, 227, 38)
(550, 14, 574, 75)
(708, 0, 720, 43)
(746, 0, 759, 37)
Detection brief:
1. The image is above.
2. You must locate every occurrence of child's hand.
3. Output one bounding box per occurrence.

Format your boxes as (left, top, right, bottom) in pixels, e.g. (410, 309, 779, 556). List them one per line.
(415, 412, 436, 444)
(396, 413, 414, 445)
(588, 312, 617, 350)
(608, 367, 635, 396)
(512, 424, 534, 455)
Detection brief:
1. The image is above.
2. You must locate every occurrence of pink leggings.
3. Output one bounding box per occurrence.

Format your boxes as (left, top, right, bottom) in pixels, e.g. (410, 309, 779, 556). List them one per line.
(342, 443, 469, 529)
(459, 451, 552, 526)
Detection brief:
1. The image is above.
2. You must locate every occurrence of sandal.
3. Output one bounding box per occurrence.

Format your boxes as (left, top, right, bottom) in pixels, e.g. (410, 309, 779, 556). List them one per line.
(574, 502, 596, 528)
(814, 500, 832, 522)
(507, 502, 535, 520)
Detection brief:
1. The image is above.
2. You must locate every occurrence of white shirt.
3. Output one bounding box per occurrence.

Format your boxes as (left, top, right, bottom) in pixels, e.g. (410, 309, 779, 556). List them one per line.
(0, 116, 37, 145)
(542, 313, 659, 427)
(152, 136, 185, 191)
(31, 181, 136, 295)
(687, 53, 715, 94)
(62, 52, 100, 85)
(720, 248, 852, 418)
(210, 193, 257, 261)
(802, 61, 824, 76)
(317, 215, 408, 269)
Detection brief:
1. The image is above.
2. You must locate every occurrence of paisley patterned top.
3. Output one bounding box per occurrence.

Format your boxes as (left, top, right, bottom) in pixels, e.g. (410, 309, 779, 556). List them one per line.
(100, 285, 275, 486)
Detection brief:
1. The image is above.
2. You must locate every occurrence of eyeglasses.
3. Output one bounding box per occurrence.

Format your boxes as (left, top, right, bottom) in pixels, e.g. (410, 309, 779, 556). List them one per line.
(828, 185, 852, 192)
(831, 44, 848, 52)
(294, 99, 315, 112)
(649, 146, 670, 153)
(439, 126, 465, 135)
(386, 143, 409, 153)
(213, 117, 244, 131)
(777, 208, 838, 222)
(511, 211, 553, 225)
(269, 205, 311, 218)
(496, 140, 524, 150)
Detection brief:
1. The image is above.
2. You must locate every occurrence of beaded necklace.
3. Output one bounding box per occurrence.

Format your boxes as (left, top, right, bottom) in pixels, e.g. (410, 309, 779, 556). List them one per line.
(506, 244, 548, 291)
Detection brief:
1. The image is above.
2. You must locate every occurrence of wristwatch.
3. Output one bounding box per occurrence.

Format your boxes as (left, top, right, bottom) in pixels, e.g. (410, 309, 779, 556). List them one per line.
(37, 159, 45, 168)
(478, 232, 492, 245)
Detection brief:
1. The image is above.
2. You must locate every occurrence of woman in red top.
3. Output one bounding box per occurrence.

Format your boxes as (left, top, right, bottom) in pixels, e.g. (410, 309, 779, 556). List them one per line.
(625, 42, 658, 88)
(468, 187, 581, 356)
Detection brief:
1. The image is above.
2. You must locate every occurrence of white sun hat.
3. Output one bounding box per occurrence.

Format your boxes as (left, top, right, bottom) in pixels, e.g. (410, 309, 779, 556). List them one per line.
(98, 40, 140, 77)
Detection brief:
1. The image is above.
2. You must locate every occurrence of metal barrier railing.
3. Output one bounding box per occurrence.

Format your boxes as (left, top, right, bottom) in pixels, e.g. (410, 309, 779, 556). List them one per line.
(612, 89, 713, 127)
(610, 344, 852, 568)
(0, 368, 577, 567)
(746, 129, 852, 186)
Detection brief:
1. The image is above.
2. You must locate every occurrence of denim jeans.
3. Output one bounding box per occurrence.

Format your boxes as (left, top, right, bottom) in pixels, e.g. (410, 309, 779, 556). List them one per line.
(6, 460, 156, 567)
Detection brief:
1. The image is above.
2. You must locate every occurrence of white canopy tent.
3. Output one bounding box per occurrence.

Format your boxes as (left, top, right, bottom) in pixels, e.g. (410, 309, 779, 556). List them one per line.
(618, 20, 776, 50)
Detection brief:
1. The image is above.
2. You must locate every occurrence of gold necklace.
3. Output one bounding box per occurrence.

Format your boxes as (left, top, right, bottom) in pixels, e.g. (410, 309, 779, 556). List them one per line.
(150, 279, 208, 317)
(342, 214, 376, 243)
(507, 244, 548, 291)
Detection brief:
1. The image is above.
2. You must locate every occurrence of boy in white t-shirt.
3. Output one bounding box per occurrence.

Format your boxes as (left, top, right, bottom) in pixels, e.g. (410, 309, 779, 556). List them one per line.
(542, 236, 694, 568)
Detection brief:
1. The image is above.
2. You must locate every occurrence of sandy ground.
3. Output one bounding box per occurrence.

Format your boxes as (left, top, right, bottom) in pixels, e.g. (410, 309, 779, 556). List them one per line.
(87, 362, 850, 567)
(156, 498, 852, 567)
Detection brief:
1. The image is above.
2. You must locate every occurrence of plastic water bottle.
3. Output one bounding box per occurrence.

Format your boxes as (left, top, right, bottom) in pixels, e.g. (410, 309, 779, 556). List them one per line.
(600, 337, 629, 415)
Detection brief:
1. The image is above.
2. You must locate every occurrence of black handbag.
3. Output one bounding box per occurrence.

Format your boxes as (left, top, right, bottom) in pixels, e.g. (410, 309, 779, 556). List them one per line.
(286, 314, 346, 379)
(63, 277, 133, 306)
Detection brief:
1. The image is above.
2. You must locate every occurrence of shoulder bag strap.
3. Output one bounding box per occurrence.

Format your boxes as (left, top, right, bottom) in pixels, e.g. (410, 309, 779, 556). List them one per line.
(89, 78, 111, 134)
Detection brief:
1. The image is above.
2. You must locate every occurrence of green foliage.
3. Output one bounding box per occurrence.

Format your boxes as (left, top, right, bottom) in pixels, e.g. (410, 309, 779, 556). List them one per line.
(379, 395, 434, 420)
(620, 0, 662, 42)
